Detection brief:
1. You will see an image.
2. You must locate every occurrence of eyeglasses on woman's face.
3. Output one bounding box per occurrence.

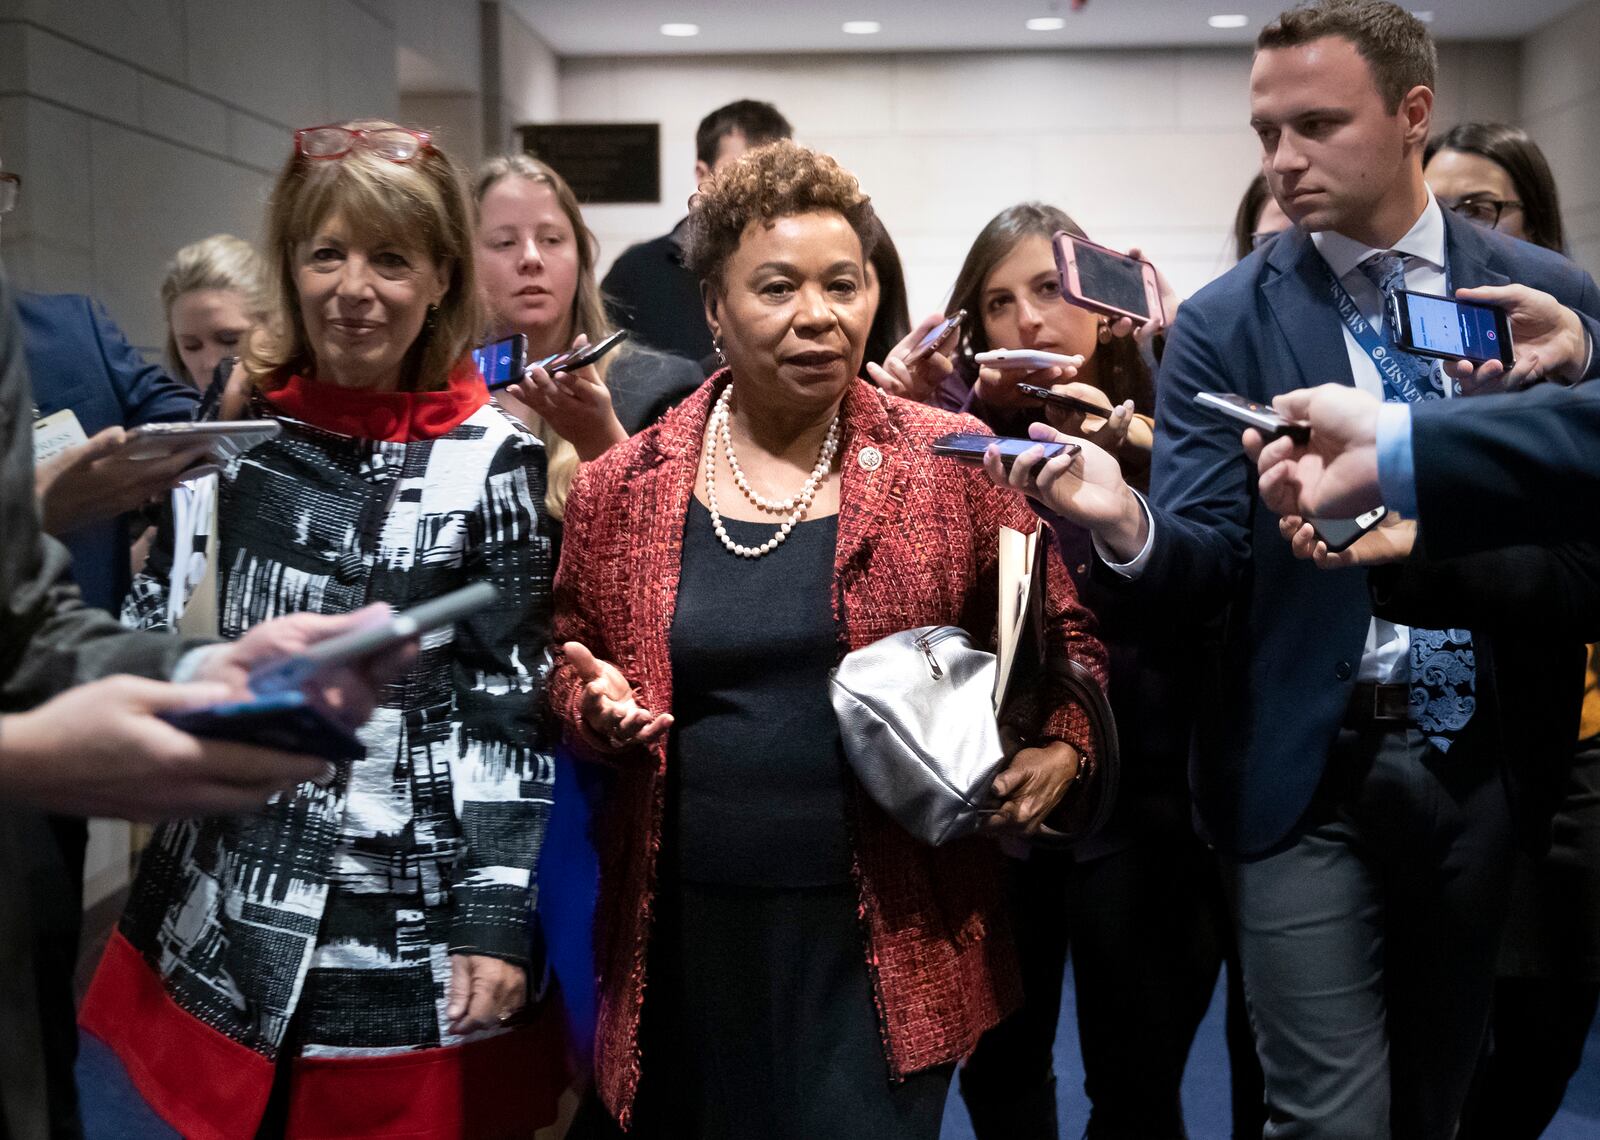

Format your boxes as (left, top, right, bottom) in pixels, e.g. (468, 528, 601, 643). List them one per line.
(1441, 194, 1523, 230)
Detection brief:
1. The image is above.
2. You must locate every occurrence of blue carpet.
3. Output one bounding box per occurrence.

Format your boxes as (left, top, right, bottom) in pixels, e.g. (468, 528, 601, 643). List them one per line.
(938, 964, 1600, 1140)
(77, 973, 1600, 1138)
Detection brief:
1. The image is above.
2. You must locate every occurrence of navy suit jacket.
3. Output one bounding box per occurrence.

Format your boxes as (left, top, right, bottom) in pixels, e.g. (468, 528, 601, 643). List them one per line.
(18, 293, 197, 614)
(1410, 376, 1600, 557)
(1120, 213, 1600, 857)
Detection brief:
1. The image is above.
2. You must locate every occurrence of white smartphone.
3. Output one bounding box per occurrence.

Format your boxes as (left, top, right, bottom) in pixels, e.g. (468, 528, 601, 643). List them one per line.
(124, 421, 282, 462)
(974, 349, 1085, 372)
(246, 582, 500, 695)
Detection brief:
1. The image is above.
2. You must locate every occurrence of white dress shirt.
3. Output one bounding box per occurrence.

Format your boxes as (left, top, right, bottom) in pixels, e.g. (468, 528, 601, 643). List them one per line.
(1101, 194, 1454, 685)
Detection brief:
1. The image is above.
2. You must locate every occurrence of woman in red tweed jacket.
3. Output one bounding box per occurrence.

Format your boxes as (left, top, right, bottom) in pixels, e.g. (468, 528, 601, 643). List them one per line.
(550, 141, 1108, 1140)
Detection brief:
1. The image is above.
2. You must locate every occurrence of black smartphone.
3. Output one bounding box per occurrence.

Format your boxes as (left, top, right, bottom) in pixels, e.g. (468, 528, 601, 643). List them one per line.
(905, 310, 966, 366)
(1309, 507, 1389, 553)
(473, 333, 528, 390)
(1193, 392, 1311, 444)
(1386, 289, 1514, 367)
(1017, 383, 1107, 417)
(932, 431, 1079, 470)
(159, 690, 366, 763)
(542, 329, 629, 375)
(195, 355, 237, 422)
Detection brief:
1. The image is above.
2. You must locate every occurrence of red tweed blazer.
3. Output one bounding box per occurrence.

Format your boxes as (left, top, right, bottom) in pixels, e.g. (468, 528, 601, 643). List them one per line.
(549, 375, 1108, 1125)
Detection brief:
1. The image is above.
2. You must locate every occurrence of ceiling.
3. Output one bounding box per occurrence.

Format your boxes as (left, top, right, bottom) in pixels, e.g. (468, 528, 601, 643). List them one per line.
(510, 0, 1591, 56)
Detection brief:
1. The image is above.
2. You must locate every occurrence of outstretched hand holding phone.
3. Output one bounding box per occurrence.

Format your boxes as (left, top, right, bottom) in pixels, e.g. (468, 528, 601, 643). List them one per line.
(499, 332, 627, 460)
(867, 311, 963, 403)
(0, 606, 416, 820)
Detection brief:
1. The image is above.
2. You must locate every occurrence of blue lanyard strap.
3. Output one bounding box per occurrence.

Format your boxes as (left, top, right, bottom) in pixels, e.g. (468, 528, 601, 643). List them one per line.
(1316, 256, 1441, 405)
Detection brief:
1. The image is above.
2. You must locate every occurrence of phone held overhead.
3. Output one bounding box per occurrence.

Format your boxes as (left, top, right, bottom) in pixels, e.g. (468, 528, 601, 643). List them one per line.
(1052, 233, 1166, 326)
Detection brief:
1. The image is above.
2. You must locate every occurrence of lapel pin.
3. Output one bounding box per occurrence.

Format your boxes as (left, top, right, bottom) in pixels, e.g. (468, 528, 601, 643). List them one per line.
(858, 446, 883, 472)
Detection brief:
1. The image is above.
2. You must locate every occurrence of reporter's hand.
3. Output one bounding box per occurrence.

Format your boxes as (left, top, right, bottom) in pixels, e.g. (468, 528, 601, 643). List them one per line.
(866, 312, 958, 404)
(1040, 382, 1137, 454)
(36, 426, 214, 537)
(973, 356, 1084, 411)
(1099, 247, 1180, 364)
(981, 740, 1081, 836)
(0, 676, 336, 820)
(562, 641, 673, 749)
(191, 604, 413, 728)
(1245, 384, 1383, 519)
(446, 953, 528, 1035)
(1442, 284, 1591, 394)
(500, 335, 628, 461)
(983, 422, 1148, 560)
(1277, 511, 1417, 569)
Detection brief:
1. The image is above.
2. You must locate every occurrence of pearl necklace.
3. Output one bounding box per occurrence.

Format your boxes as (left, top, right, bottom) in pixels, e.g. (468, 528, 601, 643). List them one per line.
(703, 383, 841, 559)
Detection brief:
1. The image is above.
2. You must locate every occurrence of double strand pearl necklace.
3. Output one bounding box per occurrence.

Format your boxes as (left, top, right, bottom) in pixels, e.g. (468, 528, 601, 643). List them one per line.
(703, 383, 841, 559)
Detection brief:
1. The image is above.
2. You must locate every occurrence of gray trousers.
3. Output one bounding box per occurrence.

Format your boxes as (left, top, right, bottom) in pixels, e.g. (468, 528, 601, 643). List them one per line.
(1224, 726, 1514, 1140)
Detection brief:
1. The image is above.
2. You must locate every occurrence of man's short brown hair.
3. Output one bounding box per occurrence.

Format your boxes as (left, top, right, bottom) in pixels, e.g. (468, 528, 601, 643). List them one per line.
(1258, 0, 1436, 112)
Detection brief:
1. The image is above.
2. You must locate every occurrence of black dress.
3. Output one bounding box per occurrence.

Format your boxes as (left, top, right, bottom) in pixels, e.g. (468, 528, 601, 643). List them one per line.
(581, 500, 953, 1140)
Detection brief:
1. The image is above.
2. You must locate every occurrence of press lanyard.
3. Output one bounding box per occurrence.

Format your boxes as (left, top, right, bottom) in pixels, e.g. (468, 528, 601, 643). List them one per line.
(1316, 256, 1447, 405)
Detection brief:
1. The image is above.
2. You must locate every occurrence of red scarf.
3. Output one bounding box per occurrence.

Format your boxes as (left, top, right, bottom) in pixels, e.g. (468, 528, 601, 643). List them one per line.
(264, 359, 489, 442)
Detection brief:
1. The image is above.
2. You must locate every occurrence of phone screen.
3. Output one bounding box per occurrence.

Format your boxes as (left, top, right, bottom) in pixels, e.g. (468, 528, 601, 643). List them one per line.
(1401, 294, 1504, 362)
(472, 336, 523, 388)
(1073, 242, 1150, 320)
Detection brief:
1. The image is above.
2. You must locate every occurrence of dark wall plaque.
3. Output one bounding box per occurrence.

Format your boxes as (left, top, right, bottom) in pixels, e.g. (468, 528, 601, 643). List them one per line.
(516, 122, 660, 205)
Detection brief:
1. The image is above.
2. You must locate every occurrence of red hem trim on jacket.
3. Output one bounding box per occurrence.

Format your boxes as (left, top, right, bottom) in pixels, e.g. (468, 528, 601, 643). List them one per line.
(81, 930, 571, 1140)
(79, 929, 273, 1140)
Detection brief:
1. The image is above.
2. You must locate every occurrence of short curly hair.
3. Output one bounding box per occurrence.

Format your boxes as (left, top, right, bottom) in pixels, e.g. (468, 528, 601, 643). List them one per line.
(682, 140, 879, 290)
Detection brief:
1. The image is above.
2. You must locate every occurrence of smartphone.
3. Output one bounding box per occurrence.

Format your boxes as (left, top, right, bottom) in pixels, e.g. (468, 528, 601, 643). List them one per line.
(1386, 289, 1514, 367)
(1193, 392, 1310, 444)
(973, 348, 1084, 373)
(905, 310, 966, 366)
(159, 689, 365, 763)
(1052, 232, 1165, 326)
(1016, 383, 1107, 417)
(473, 333, 528, 390)
(541, 330, 629, 375)
(124, 421, 283, 462)
(246, 581, 500, 696)
(194, 355, 237, 422)
(1309, 507, 1388, 553)
(932, 431, 1079, 470)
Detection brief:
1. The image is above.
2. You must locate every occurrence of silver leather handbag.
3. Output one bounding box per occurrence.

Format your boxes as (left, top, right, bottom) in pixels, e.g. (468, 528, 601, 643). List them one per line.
(830, 626, 1008, 846)
(829, 533, 1119, 848)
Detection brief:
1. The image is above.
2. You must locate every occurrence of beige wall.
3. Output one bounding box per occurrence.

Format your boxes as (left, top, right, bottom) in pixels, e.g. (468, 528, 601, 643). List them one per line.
(0, 0, 400, 352)
(1521, 0, 1600, 276)
(558, 42, 1523, 317)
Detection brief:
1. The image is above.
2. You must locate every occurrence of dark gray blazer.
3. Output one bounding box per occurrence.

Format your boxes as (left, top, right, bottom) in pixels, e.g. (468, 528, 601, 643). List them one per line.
(0, 269, 188, 1140)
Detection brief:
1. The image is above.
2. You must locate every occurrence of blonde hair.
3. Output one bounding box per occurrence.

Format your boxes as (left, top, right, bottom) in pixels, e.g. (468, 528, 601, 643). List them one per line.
(474, 153, 624, 518)
(249, 120, 479, 392)
(160, 234, 270, 384)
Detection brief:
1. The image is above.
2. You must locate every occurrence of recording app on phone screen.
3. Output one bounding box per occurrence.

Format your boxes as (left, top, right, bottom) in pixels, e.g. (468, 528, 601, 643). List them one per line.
(1075, 243, 1150, 319)
(1405, 294, 1500, 360)
(473, 340, 519, 387)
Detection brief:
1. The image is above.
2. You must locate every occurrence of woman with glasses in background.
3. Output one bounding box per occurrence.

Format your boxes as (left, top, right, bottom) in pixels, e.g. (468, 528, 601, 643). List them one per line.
(81, 121, 567, 1140)
(1422, 122, 1600, 1140)
(1232, 172, 1293, 262)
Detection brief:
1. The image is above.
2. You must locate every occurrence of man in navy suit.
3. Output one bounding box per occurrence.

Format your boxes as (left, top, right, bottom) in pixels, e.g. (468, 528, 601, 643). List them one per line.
(986, 3, 1600, 1136)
